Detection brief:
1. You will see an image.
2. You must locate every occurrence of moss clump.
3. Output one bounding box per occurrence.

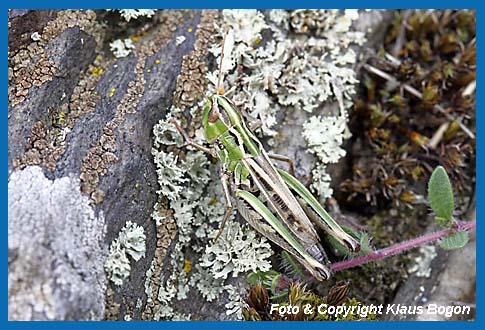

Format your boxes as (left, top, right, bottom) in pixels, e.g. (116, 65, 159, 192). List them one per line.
(339, 10, 475, 212)
(243, 279, 376, 320)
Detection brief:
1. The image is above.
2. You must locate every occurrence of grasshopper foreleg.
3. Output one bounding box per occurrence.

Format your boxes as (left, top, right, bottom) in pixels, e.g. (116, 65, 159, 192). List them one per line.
(170, 119, 216, 157)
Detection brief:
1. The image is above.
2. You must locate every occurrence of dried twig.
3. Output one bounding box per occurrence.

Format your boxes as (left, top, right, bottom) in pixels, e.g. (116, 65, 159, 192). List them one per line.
(391, 10, 412, 57)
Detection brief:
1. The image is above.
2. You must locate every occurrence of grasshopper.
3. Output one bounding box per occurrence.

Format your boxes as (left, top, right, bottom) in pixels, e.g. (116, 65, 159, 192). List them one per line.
(171, 33, 360, 281)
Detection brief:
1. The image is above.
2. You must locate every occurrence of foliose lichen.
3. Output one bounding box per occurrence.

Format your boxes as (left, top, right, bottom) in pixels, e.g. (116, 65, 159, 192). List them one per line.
(200, 221, 273, 279)
(114, 9, 156, 22)
(303, 115, 348, 164)
(105, 221, 146, 286)
(109, 38, 135, 58)
(205, 10, 365, 199)
(105, 239, 131, 286)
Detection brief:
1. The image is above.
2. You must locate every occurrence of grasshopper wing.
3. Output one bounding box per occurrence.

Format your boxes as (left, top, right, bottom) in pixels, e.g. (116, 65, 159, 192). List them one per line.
(236, 190, 331, 281)
(277, 169, 361, 253)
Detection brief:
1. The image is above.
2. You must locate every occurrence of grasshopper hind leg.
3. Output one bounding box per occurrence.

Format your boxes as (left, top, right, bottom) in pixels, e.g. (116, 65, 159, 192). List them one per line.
(236, 189, 332, 281)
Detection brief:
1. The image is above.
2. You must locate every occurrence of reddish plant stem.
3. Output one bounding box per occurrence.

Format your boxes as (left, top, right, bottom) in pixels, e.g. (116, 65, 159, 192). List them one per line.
(331, 220, 476, 272)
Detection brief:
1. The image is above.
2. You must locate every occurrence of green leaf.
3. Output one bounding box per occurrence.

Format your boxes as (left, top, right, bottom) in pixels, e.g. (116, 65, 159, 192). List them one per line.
(428, 166, 454, 221)
(440, 231, 469, 250)
(435, 216, 449, 227)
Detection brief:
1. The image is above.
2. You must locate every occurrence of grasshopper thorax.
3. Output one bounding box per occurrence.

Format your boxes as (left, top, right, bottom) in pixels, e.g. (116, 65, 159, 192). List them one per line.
(202, 94, 243, 143)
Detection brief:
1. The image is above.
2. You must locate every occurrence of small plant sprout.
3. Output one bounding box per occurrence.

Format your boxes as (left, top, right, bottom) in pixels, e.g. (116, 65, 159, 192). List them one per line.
(330, 165, 475, 272)
(428, 166, 470, 250)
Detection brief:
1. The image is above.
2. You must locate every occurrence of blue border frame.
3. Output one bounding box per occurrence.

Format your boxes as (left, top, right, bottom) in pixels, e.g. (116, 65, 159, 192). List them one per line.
(4, 1, 481, 329)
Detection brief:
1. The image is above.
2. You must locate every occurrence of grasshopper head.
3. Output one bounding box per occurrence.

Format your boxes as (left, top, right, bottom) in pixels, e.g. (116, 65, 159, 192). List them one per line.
(202, 94, 243, 143)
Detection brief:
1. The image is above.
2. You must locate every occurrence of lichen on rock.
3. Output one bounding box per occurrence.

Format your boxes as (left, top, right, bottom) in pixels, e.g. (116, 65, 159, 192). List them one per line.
(114, 9, 156, 22)
(109, 38, 135, 58)
(8, 166, 106, 320)
(105, 220, 146, 286)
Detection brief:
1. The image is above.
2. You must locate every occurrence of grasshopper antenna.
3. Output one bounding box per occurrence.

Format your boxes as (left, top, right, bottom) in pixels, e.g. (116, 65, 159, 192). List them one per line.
(216, 30, 228, 95)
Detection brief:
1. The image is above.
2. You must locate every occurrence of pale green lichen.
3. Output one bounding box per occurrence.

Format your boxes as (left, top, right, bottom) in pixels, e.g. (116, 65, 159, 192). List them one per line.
(152, 152, 188, 201)
(105, 221, 146, 286)
(200, 221, 273, 279)
(105, 239, 131, 286)
(309, 163, 334, 199)
(302, 115, 348, 164)
(119, 221, 146, 261)
(224, 284, 246, 318)
(153, 111, 184, 147)
(111, 9, 156, 22)
(206, 9, 364, 141)
(189, 264, 226, 302)
(223, 9, 268, 45)
(109, 38, 135, 58)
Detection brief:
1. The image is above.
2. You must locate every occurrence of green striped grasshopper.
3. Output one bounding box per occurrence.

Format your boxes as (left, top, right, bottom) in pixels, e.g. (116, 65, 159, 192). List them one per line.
(171, 35, 360, 281)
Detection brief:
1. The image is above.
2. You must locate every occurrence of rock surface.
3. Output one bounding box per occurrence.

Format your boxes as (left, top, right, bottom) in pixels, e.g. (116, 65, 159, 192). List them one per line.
(8, 9, 204, 320)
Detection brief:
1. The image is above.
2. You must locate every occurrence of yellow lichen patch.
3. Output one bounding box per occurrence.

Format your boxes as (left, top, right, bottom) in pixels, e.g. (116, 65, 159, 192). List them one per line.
(183, 259, 192, 273)
(130, 35, 140, 42)
(91, 66, 104, 77)
(109, 87, 116, 97)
